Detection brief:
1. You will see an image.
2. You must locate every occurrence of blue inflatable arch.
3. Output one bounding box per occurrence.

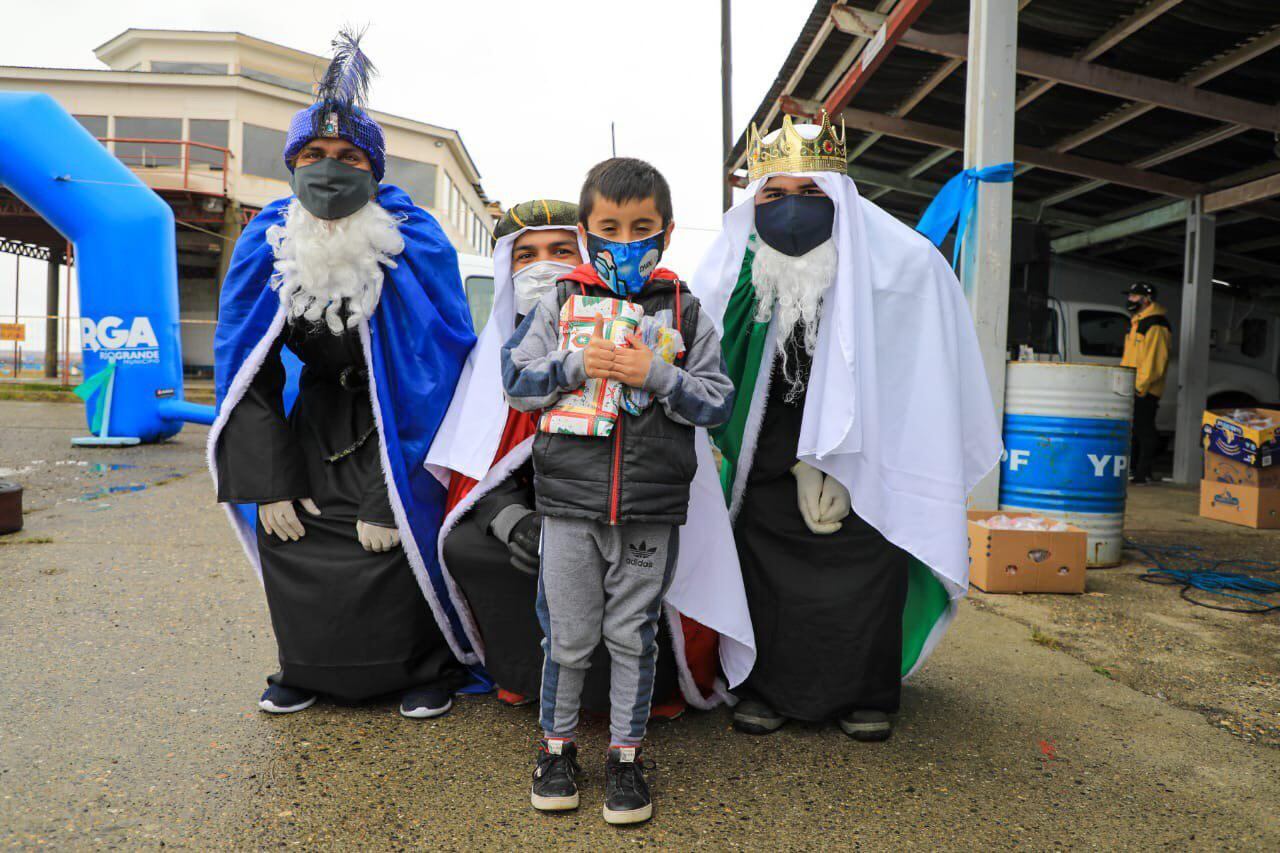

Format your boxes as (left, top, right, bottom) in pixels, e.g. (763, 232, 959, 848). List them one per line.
(0, 91, 213, 443)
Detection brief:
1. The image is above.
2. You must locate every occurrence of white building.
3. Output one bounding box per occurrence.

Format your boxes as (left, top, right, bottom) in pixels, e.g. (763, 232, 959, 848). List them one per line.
(0, 29, 497, 372)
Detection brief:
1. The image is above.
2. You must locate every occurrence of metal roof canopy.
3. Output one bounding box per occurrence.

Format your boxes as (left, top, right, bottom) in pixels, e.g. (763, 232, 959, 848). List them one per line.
(728, 0, 1280, 289)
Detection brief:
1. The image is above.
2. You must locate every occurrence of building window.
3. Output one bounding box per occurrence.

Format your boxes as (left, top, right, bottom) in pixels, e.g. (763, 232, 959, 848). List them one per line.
(241, 67, 312, 94)
(73, 115, 108, 143)
(442, 172, 454, 218)
(243, 123, 292, 183)
(383, 156, 438, 208)
(188, 119, 229, 168)
(115, 117, 182, 168)
(151, 61, 227, 75)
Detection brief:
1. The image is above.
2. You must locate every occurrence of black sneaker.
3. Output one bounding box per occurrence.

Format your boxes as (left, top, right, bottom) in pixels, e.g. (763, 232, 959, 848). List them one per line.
(733, 696, 786, 734)
(603, 746, 653, 825)
(531, 739, 580, 812)
(399, 686, 453, 719)
(839, 709, 893, 741)
(258, 683, 316, 714)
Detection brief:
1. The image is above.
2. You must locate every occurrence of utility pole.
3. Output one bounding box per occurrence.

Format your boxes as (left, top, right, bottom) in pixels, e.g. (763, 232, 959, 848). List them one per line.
(721, 0, 733, 211)
(962, 0, 1017, 509)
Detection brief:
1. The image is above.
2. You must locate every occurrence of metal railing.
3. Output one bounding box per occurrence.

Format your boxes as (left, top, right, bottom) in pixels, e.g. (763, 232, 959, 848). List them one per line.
(96, 137, 234, 195)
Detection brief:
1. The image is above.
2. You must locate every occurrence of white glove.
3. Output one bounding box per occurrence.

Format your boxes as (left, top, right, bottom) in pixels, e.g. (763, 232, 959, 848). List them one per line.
(357, 520, 401, 553)
(259, 498, 321, 542)
(818, 473, 851, 525)
(791, 462, 842, 535)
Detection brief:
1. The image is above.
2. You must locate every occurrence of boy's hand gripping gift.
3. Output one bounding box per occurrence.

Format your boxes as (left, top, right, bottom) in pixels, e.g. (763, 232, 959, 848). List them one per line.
(537, 294, 684, 437)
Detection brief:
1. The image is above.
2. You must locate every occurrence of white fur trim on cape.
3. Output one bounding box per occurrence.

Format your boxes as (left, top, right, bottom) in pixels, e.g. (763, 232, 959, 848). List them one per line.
(727, 320, 778, 523)
(205, 304, 289, 579)
(359, 321, 480, 665)
(904, 600, 957, 681)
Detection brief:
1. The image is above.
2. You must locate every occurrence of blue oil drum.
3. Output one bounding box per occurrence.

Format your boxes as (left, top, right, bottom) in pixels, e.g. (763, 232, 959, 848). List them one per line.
(999, 362, 1135, 567)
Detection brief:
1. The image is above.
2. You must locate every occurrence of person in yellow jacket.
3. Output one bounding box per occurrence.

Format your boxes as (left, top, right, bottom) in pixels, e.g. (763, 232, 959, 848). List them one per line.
(1121, 282, 1172, 484)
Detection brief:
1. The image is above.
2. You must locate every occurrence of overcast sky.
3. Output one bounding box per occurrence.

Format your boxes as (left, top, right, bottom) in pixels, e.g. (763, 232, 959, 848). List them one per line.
(2, 0, 812, 352)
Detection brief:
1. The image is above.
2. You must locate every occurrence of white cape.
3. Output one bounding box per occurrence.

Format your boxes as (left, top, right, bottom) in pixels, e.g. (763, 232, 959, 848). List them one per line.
(692, 171, 1003, 609)
(425, 226, 756, 707)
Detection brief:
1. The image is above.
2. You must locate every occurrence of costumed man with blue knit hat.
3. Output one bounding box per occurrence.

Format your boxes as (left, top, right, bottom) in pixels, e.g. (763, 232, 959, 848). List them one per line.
(693, 112, 1002, 741)
(208, 30, 477, 718)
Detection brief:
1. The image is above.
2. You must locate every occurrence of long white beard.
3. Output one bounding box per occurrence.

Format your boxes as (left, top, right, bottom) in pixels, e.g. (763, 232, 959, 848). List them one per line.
(266, 199, 405, 334)
(751, 237, 837, 399)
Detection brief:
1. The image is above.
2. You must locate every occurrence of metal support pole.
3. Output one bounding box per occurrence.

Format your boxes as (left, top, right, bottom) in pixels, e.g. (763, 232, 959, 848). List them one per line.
(721, 0, 734, 211)
(44, 258, 59, 378)
(1172, 197, 1215, 484)
(214, 200, 243, 316)
(961, 0, 1017, 508)
(12, 256, 19, 378)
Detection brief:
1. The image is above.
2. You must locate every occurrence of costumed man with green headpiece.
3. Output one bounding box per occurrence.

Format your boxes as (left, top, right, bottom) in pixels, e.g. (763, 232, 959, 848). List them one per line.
(209, 30, 476, 719)
(426, 199, 751, 719)
(692, 112, 1002, 740)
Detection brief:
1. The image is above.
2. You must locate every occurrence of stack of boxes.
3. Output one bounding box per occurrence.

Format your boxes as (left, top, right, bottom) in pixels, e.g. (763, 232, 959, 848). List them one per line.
(1200, 407, 1280, 529)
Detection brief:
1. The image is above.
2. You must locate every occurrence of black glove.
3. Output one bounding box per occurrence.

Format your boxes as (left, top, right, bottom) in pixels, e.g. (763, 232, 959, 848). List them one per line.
(508, 511, 542, 576)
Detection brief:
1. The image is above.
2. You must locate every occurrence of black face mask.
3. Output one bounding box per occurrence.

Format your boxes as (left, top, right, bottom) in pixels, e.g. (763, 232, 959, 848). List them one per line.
(1126, 298, 1143, 314)
(290, 157, 378, 220)
(754, 194, 835, 257)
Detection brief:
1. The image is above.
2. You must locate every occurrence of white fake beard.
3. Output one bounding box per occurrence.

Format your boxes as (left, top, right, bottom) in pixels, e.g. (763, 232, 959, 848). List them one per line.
(751, 237, 837, 400)
(266, 199, 405, 334)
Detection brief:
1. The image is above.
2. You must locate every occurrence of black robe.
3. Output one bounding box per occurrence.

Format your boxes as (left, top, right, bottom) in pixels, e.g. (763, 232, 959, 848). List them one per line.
(735, 338, 909, 721)
(443, 460, 678, 709)
(215, 317, 463, 702)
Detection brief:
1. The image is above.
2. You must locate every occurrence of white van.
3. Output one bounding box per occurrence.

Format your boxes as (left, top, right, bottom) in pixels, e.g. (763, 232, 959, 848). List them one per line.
(1046, 257, 1280, 434)
(456, 253, 496, 332)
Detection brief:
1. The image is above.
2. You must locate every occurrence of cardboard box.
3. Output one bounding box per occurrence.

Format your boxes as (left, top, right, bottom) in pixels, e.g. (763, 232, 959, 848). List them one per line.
(967, 510, 1088, 594)
(1201, 407, 1279, 468)
(1204, 450, 1280, 489)
(1199, 480, 1280, 530)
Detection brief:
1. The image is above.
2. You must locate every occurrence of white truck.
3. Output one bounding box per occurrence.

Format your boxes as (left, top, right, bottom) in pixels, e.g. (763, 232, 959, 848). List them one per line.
(1046, 257, 1280, 435)
(456, 253, 496, 332)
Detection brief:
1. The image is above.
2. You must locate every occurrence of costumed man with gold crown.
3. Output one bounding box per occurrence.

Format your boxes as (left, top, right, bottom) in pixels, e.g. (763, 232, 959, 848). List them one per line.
(692, 112, 1002, 741)
(425, 200, 756, 719)
(208, 30, 477, 718)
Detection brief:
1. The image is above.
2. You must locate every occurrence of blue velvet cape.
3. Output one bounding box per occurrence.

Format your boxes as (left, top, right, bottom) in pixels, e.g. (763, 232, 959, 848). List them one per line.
(213, 185, 478, 658)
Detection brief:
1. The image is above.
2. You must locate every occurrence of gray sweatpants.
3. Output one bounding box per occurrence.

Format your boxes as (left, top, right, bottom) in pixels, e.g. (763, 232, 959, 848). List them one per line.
(536, 517, 679, 746)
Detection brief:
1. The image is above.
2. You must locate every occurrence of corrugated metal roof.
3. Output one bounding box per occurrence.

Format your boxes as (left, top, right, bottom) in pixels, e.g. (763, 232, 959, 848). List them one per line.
(730, 0, 1280, 288)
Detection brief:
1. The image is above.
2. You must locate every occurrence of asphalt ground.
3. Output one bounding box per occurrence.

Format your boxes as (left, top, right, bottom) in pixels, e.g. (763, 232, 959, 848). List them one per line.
(1, 400, 1277, 849)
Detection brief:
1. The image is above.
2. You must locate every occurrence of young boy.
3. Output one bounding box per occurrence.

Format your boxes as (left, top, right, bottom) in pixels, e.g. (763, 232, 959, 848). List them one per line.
(501, 158, 733, 824)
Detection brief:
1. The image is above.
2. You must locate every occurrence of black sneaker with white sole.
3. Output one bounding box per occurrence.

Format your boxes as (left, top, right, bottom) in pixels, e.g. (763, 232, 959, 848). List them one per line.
(399, 686, 453, 719)
(839, 709, 893, 741)
(531, 739, 580, 812)
(732, 696, 786, 735)
(603, 746, 653, 825)
(259, 683, 316, 714)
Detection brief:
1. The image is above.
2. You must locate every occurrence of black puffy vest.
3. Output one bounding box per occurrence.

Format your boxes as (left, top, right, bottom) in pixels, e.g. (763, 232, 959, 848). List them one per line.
(532, 278, 701, 526)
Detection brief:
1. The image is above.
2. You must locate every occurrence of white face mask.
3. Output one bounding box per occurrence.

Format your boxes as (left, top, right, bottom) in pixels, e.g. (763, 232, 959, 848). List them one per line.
(512, 260, 576, 315)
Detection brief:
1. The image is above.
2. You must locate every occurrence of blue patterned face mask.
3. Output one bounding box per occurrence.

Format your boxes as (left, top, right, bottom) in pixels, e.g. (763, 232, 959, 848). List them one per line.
(586, 231, 665, 297)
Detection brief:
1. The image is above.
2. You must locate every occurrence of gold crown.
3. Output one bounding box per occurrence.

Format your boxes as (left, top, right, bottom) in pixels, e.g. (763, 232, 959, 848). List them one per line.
(747, 111, 847, 182)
